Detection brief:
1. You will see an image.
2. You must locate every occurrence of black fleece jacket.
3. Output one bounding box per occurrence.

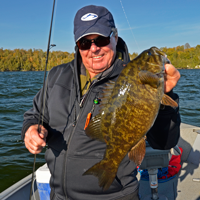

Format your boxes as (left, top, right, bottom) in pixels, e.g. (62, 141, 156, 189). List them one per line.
(22, 37, 181, 200)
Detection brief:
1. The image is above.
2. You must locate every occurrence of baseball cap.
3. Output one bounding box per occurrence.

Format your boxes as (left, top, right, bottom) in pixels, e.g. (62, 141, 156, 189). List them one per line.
(74, 5, 116, 42)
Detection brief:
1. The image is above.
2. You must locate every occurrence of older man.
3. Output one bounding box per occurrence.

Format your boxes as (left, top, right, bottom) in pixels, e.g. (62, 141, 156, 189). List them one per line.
(22, 5, 181, 200)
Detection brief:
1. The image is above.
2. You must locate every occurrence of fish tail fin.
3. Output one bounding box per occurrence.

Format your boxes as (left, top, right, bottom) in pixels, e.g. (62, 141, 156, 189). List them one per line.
(83, 161, 117, 191)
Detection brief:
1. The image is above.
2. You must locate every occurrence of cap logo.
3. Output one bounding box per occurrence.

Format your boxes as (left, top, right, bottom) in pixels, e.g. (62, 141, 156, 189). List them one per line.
(81, 13, 98, 21)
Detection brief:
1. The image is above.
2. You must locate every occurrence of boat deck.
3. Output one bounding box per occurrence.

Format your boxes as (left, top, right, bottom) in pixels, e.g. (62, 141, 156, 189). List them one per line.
(138, 123, 200, 200)
(1, 123, 200, 200)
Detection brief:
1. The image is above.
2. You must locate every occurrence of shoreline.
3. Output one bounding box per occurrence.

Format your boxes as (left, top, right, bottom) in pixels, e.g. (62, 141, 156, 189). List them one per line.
(1, 68, 200, 72)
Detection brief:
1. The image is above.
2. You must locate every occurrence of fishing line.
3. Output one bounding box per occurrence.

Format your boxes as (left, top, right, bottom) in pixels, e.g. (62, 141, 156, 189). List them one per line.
(119, 0, 140, 53)
(29, 0, 56, 199)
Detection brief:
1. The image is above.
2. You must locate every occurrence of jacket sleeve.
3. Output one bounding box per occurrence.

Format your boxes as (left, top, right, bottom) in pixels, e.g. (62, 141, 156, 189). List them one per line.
(21, 85, 50, 141)
(21, 62, 74, 141)
(146, 90, 181, 150)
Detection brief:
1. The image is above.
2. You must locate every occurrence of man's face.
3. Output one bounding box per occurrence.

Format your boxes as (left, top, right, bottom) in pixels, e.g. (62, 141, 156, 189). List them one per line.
(79, 34, 118, 78)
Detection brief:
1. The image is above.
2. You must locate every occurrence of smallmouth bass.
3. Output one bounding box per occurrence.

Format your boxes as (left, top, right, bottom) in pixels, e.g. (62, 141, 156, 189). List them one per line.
(84, 47, 178, 190)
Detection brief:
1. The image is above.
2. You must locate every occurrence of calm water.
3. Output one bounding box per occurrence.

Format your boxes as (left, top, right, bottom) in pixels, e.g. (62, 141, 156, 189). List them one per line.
(0, 69, 200, 192)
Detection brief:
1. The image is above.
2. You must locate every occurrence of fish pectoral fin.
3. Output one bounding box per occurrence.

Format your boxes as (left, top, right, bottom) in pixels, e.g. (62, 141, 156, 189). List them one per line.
(128, 137, 146, 166)
(85, 113, 105, 143)
(139, 71, 160, 88)
(161, 94, 178, 108)
(100, 80, 116, 104)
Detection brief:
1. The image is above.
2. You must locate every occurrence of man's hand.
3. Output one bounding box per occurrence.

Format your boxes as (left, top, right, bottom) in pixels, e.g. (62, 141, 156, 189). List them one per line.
(24, 124, 48, 154)
(164, 64, 181, 93)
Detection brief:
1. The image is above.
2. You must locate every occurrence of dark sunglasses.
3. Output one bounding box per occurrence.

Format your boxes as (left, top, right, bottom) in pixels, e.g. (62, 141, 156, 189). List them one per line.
(76, 32, 113, 50)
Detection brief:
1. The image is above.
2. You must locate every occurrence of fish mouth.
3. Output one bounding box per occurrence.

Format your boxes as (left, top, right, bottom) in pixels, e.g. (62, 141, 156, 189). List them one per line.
(161, 55, 171, 65)
(147, 62, 162, 68)
(146, 62, 165, 75)
(151, 47, 170, 65)
(151, 47, 166, 57)
(147, 47, 169, 76)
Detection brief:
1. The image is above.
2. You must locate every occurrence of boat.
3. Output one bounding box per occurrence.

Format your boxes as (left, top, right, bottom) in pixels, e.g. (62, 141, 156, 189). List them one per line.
(0, 123, 200, 200)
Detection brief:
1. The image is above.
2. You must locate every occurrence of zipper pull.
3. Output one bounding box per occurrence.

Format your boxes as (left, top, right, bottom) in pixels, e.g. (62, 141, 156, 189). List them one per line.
(80, 95, 86, 107)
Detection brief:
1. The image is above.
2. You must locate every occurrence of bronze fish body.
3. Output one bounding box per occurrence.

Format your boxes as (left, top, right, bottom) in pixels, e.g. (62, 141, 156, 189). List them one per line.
(84, 47, 178, 190)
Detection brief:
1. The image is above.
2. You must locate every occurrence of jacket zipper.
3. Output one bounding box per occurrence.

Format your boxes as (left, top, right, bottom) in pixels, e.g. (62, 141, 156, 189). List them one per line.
(62, 80, 99, 199)
(62, 61, 119, 199)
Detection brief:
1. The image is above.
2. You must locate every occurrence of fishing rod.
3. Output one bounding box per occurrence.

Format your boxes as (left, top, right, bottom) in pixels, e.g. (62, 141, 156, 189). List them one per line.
(29, 0, 56, 199)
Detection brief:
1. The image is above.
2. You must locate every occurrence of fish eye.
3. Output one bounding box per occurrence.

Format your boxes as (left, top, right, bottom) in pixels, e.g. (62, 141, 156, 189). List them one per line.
(147, 51, 151, 56)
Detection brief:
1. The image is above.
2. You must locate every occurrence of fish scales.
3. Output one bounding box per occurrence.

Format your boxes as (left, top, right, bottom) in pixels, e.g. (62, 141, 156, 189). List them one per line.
(84, 47, 178, 191)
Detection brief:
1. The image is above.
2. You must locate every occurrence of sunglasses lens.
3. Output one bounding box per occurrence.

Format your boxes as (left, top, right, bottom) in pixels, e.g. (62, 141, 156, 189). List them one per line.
(77, 35, 111, 50)
(95, 36, 110, 47)
(77, 39, 91, 50)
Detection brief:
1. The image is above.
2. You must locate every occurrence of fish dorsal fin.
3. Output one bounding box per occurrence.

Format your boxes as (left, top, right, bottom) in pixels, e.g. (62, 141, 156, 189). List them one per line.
(161, 94, 178, 108)
(139, 71, 160, 88)
(128, 137, 146, 166)
(85, 113, 105, 143)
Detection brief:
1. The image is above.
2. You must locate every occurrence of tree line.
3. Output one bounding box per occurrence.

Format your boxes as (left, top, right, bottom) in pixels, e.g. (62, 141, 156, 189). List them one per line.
(0, 44, 200, 71)
(160, 44, 200, 69)
(0, 48, 75, 71)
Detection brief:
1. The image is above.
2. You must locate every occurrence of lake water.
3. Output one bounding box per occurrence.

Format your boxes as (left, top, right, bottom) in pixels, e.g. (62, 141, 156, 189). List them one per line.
(0, 69, 200, 192)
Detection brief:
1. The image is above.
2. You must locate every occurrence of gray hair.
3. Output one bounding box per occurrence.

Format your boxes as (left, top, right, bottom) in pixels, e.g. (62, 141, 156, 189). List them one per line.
(111, 28, 118, 36)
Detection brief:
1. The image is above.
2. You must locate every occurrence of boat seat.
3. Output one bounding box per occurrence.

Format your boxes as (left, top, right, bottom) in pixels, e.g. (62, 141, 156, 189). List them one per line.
(139, 141, 181, 200)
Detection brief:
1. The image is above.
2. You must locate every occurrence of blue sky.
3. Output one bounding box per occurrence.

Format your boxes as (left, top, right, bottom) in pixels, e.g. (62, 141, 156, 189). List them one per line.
(0, 0, 200, 54)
